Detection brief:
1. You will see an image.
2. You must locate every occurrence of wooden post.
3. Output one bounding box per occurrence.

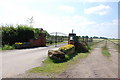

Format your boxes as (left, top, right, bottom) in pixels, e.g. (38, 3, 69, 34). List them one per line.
(55, 32, 57, 47)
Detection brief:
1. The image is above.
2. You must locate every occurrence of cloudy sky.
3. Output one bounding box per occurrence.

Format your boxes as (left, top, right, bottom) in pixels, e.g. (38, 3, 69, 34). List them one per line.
(0, 0, 119, 38)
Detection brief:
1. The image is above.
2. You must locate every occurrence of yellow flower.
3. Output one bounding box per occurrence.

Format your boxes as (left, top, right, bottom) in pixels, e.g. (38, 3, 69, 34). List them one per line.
(15, 42, 23, 44)
(59, 44, 74, 51)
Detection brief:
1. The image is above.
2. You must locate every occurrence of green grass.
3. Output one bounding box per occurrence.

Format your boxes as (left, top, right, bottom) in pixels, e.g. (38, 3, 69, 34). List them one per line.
(78, 53, 89, 58)
(101, 46, 111, 57)
(28, 41, 98, 77)
(93, 38, 104, 41)
(109, 39, 120, 42)
(88, 42, 96, 50)
(29, 52, 89, 77)
(2, 45, 15, 50)
(113, 45, 120, 53)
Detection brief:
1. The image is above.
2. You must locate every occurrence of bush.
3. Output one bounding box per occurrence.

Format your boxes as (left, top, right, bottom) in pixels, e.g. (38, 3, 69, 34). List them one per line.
(2, 26, 17, 45)
(2, 25, 34, 45)
(1, 25, 50, 49)
(2, 45, 15, 50)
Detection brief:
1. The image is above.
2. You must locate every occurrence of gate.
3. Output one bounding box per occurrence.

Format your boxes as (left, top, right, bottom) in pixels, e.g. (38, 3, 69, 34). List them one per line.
(47, 32, 68, 47)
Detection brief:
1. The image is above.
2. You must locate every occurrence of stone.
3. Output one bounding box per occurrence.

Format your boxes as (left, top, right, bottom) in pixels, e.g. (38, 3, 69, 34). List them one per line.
(48, 50, 65, 60)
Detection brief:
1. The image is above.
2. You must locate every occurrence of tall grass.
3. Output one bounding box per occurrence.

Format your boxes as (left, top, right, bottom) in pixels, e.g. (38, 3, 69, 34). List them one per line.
(101, 45, 111, 57)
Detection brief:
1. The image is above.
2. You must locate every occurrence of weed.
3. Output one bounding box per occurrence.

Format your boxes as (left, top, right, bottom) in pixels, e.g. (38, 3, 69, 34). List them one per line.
(101, 46, 111, 57)
(2, 45, 15, 50)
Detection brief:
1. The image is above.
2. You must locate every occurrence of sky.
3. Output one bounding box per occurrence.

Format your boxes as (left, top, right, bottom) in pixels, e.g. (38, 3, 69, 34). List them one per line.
(0, 0, 119, 38)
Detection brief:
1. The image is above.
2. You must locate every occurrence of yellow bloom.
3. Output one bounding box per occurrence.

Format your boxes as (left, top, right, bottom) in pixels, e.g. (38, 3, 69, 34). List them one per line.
(15, 42, 23, 44)
(59, 44, 74, 51)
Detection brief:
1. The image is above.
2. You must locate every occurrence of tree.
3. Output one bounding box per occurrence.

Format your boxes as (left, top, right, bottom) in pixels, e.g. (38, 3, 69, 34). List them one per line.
(27, 16, 34, 27)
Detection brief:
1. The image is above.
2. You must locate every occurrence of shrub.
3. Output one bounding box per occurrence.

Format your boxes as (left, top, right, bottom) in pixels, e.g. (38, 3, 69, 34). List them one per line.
(2, 45, 15, 50)
(16, 25, 34, 42)
(2, 25, 34, 45)
(2, 25, 50, 45)
(2, 26, 18, 45)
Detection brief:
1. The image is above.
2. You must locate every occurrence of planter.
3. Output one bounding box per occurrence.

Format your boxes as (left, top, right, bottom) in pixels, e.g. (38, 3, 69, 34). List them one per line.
(15, 42, 32, 49)
(60, 47, 75, 54)
(59, 44, 75, 54)
(48, 50, 65, 60)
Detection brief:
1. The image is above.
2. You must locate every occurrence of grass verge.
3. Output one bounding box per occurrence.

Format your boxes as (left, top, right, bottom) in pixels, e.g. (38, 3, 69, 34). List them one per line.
(101, 46, 111, 57)
(2, 45, 15, 50)
(113, 45, 120, 53)
(28, 41, 98, 77)
(28, 52, 89, 77)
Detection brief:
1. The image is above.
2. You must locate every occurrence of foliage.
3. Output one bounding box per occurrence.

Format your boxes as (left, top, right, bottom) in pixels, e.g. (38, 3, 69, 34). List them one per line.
(2, 25, 34, 45)
(29, 52, 89, 77)
(102, 45, 111, 57)
(2, 26, 18, 45)
(2, 44, 15, 50)
(16, 25, 34, 42)
(33, 28, 40, 39)
(1, 25, 50, 46)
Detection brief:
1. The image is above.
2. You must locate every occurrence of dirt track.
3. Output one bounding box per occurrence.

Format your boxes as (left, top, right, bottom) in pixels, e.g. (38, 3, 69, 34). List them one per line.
(57, 41, 118, 78)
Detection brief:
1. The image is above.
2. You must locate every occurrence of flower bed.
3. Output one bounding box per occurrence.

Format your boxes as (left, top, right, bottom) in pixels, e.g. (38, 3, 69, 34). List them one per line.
(15, 42, 32, 49)
(59, 44, 75, 54)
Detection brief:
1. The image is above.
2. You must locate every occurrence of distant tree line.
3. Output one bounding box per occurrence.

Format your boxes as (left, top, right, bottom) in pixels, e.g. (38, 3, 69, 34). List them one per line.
(80, 36, 107, 39)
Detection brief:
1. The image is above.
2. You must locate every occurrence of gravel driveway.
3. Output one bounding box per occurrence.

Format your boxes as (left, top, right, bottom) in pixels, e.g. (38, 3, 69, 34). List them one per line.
(57, 41, 118, 78)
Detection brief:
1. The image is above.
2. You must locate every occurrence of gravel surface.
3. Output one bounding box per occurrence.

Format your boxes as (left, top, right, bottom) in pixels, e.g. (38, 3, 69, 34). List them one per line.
(56, 41, 118, 78)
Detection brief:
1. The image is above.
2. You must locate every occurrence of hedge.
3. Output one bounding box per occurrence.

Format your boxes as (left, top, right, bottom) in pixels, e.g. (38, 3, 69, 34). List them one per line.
(2, 25, 35, 45)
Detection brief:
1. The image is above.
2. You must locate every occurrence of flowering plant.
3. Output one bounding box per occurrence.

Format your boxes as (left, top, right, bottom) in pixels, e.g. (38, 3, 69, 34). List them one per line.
(15, 42, 23, 45)
(59, 44, 74, 51)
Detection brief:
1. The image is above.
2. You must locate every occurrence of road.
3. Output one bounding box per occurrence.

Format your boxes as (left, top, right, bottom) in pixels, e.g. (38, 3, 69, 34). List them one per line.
(1, 43, 67, 78)
(57, 41, 118, 78)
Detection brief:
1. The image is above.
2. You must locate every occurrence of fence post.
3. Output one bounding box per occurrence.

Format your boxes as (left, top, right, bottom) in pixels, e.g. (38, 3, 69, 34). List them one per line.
(105, 39, 107, 48)
(55, 32, 57, 47)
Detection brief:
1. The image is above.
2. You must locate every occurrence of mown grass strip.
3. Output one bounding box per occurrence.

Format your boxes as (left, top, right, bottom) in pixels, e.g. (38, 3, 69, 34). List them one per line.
(101, 46, 111, 57)
(28, 52, 89, 77)
(29, 41, 99, 77)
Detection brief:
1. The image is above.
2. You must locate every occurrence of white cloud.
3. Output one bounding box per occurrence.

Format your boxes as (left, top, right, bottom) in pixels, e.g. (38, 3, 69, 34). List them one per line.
(75, 19, 118, 38)
(83, 0, 119, 2)
(58, 5, 75, 13)
(0, 0, 118, 38)
(84, 4, 111, 15)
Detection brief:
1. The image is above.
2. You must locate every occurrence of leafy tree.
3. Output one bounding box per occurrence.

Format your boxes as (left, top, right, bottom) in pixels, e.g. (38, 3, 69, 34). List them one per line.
(27, 16, 34, 27)
(34, 28, 40, 39)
